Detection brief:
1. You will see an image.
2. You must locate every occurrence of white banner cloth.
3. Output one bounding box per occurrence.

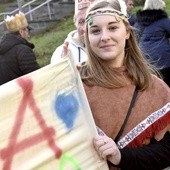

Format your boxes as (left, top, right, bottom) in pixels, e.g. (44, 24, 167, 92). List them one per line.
(0, 55, 109, 170)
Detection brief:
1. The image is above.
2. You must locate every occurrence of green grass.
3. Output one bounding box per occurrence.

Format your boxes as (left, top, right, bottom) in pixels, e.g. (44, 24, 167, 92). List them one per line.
(165, 0, 170, 15)
(30, 15, 75, 67)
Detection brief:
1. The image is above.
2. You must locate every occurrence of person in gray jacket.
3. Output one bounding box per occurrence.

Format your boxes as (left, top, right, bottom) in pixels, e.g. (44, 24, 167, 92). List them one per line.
(50, 0, 95, 65)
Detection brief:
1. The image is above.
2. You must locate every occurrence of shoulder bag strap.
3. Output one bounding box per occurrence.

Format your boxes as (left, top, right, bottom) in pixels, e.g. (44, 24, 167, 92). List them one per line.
(114, 87, 138, 143)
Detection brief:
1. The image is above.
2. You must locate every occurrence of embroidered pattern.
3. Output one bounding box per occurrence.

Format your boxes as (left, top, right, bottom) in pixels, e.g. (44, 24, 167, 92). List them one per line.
(117, 102, 170, 149)
(85, 8, 128, 24)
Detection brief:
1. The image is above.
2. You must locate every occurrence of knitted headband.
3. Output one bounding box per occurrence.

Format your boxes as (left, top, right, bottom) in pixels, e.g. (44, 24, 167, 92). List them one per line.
(85, 0, 128, 25)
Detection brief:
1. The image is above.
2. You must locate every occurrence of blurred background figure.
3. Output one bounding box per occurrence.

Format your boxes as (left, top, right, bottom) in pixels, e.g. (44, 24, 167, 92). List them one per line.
(51, 0, 96, 65)
(135, 0, 170, 87)
(124, 0, 136, 26)
(0, 11, 40, 85)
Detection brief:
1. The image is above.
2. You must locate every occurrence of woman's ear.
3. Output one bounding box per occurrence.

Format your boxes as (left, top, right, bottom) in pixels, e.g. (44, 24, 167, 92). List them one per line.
(126, 31, 130, 39)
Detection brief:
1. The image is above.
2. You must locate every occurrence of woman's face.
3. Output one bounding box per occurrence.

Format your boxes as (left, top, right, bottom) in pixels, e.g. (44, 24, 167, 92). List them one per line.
(88, 12, 130, 67)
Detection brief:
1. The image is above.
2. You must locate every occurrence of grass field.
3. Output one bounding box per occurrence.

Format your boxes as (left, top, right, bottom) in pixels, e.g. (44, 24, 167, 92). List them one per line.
(30, 15, 75, 66)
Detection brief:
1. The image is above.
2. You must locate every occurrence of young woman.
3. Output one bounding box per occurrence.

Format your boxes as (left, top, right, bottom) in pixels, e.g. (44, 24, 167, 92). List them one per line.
(79, 0, 170, 169)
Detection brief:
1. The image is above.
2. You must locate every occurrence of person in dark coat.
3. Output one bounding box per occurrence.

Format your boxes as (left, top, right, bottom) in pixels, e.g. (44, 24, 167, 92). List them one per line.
(0, 11, 40, 85)
(134, 0, 170, 87)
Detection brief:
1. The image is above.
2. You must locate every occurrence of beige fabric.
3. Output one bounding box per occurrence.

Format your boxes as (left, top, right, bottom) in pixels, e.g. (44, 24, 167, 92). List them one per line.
(0, 54, 109, 170)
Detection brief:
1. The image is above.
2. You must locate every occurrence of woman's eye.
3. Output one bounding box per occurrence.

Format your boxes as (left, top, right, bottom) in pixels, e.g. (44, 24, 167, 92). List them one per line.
(109, 26, 117, 31)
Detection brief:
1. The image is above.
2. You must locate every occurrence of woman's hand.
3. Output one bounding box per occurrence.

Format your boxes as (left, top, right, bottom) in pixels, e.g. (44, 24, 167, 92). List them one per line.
(93, 134, 121, 165)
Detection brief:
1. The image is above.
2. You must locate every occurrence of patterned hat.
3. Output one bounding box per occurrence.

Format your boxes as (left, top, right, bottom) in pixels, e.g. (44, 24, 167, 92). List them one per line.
(4, 11, 28, 32)
(75, 0, 96, 14)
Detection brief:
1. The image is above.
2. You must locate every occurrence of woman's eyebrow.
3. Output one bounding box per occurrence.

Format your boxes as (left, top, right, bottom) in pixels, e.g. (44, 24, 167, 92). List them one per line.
(89, 25, 98, 28)
(90, 21, 118, 28)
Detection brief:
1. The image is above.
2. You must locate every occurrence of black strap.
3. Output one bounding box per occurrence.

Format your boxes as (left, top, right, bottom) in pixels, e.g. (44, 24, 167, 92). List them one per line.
(114, 87, 138, 143)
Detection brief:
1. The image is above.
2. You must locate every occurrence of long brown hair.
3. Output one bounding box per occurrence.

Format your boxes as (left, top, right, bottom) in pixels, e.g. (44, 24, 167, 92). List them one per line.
(80, 0, 160, 90)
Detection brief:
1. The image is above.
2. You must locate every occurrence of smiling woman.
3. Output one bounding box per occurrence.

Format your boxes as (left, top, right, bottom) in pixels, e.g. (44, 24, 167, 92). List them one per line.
(77, 0, 170, 169)
(87, 9, 129, 68)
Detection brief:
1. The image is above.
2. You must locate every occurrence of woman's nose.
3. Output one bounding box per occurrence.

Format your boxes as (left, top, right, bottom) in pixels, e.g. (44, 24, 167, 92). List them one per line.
(101, 30, 110, 41)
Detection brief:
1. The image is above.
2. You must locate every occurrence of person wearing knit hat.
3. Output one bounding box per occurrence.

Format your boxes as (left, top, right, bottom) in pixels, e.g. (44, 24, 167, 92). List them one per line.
(50, 0, 95, 66)
(0, 11, 40, 85)
(134, 0, 170, 87)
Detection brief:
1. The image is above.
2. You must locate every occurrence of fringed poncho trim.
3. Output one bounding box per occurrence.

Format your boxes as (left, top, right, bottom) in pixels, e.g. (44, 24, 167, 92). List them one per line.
(118, 102, 170, 148)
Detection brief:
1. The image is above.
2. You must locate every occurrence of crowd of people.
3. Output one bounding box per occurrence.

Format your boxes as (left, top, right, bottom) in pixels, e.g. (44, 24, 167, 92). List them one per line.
(0, 0, 169, 88)
(0, 0, 170, 169)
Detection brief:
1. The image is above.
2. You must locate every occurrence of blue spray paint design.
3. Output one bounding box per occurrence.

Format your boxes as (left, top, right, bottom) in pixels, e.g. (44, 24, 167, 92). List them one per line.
(55, 93, 79, 130)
